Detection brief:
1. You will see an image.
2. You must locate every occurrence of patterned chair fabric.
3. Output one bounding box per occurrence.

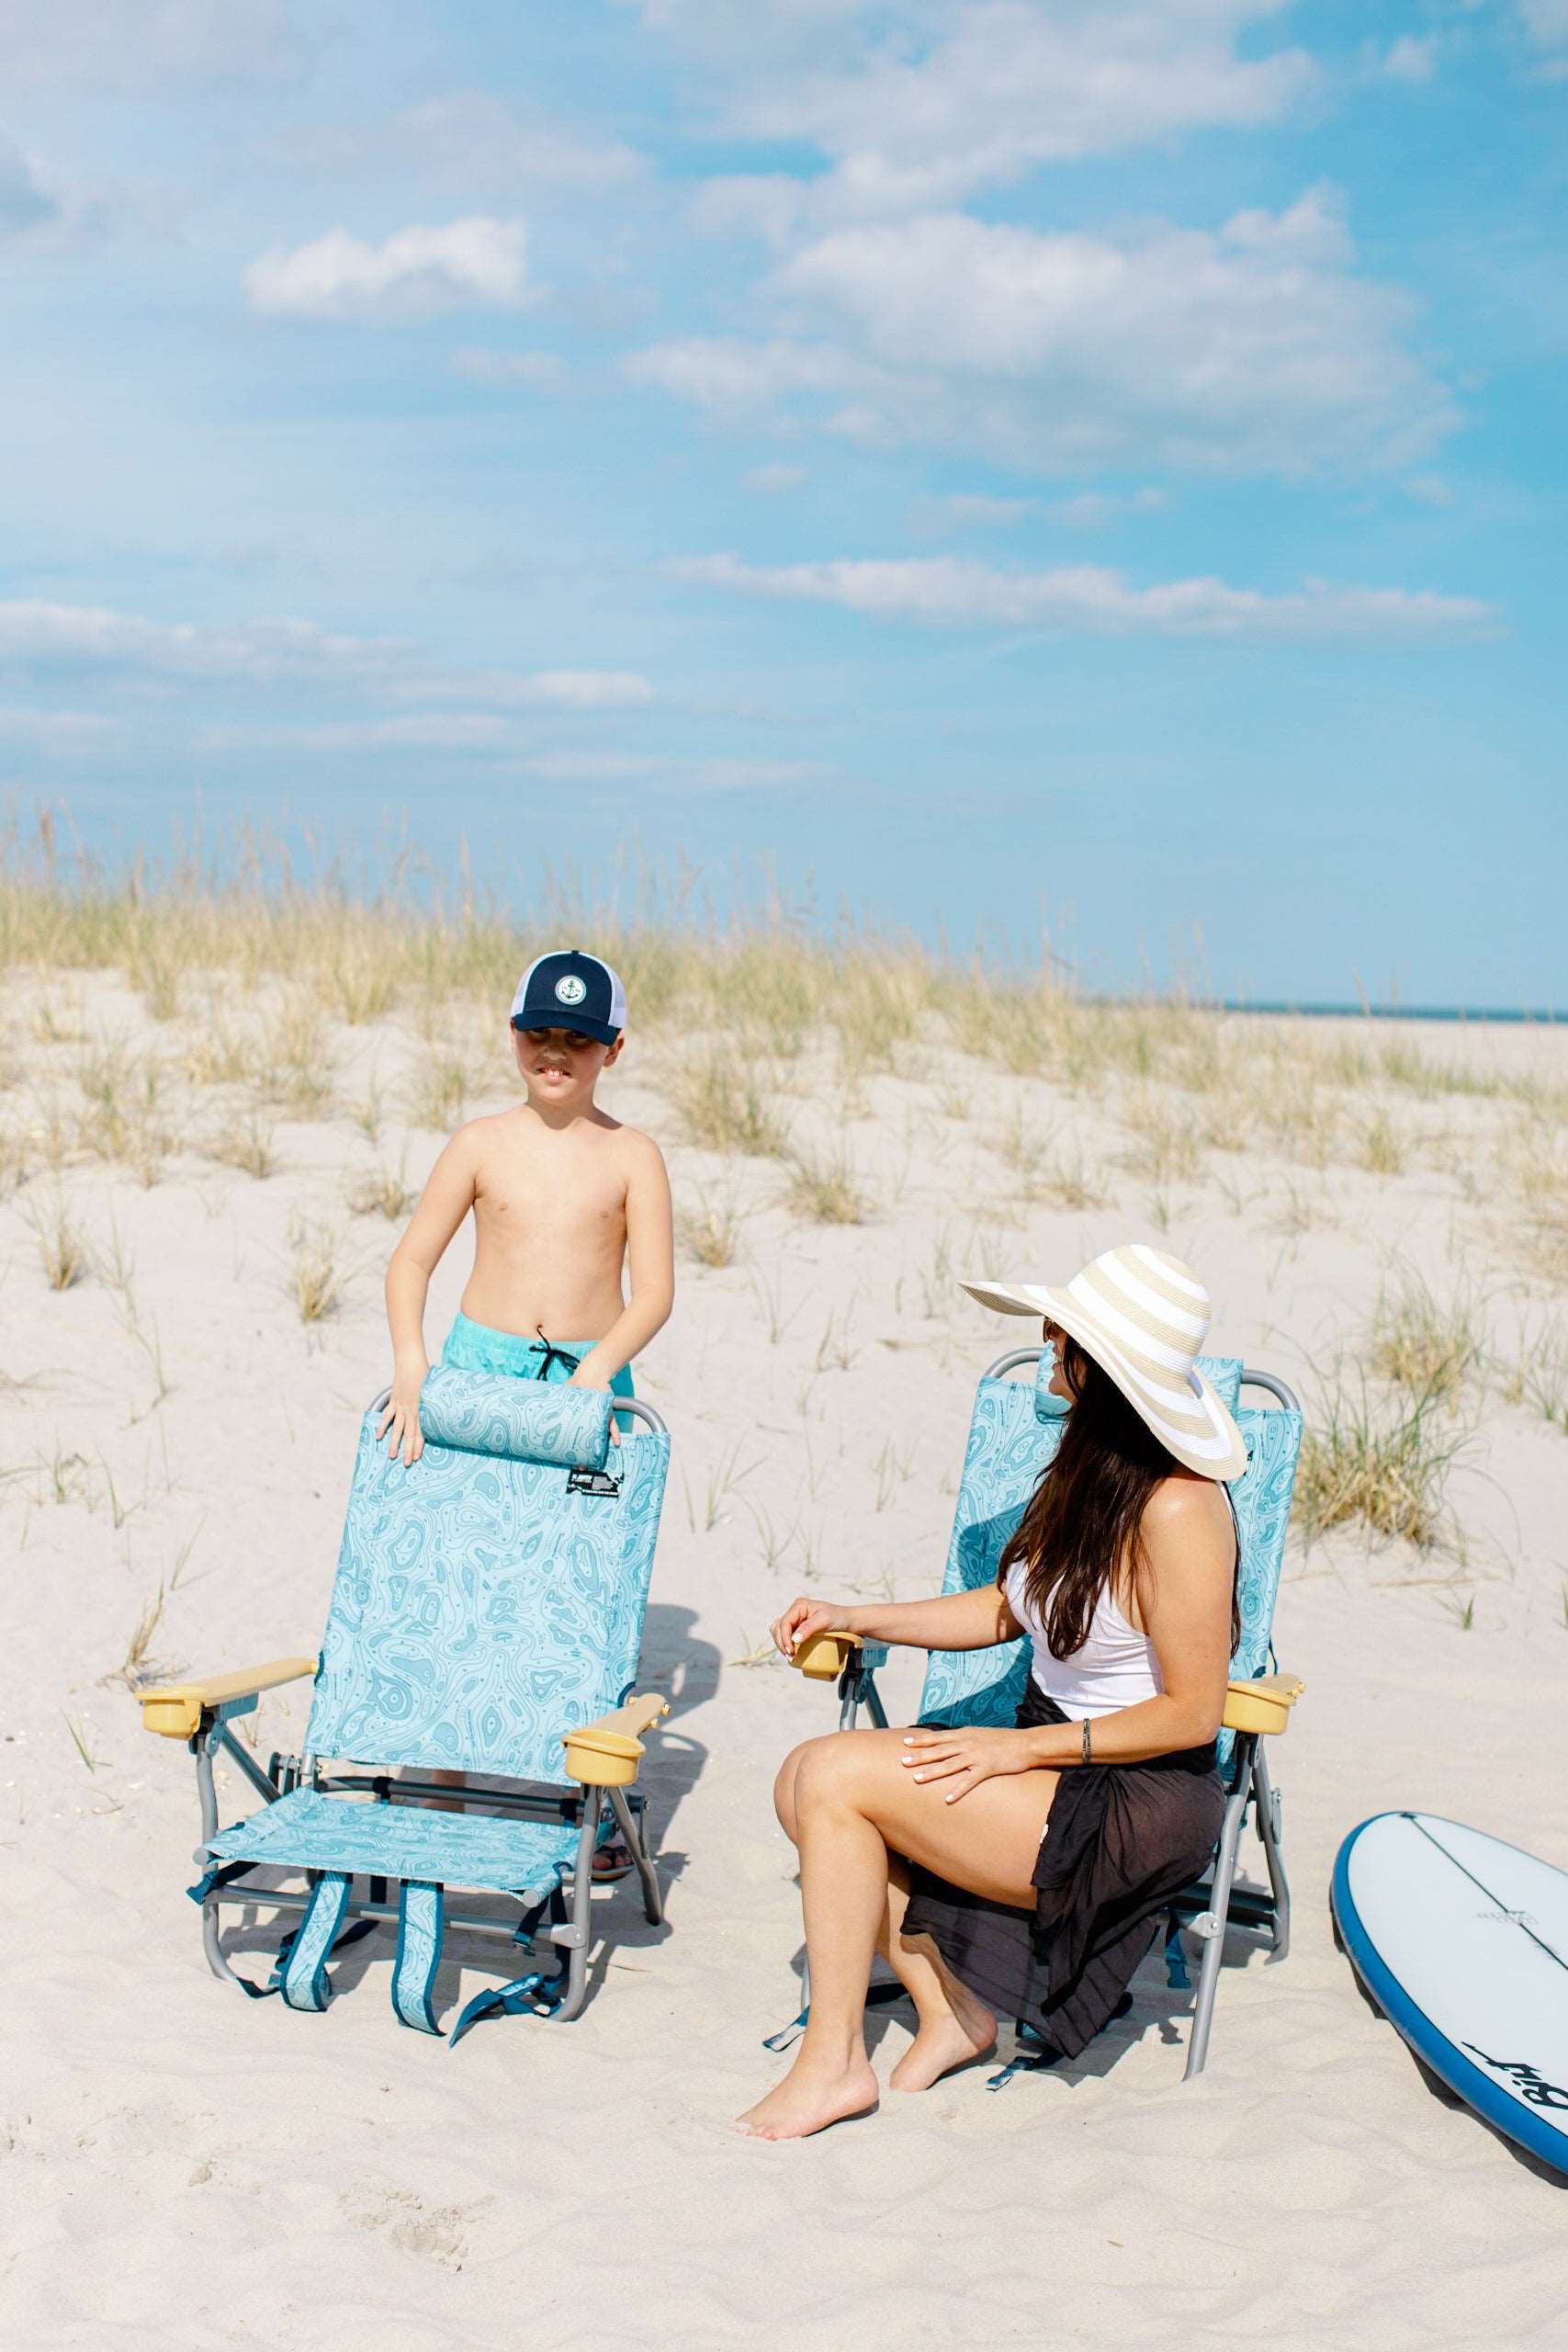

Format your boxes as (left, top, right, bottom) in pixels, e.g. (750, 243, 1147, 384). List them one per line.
(301, 1394, 671, 1783)
(917, 1354, 1301, 1779)
(415, 1364, 613, 1468)
(207, 1784, 591, 1902)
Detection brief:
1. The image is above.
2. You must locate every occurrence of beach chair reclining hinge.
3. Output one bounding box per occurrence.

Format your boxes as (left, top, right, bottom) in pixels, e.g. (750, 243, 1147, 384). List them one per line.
(568, 1465, 622, 1497)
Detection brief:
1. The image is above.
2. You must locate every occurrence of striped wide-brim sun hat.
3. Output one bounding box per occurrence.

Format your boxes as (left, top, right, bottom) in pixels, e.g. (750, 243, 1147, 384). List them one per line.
(961, 1243, 1247, 1482)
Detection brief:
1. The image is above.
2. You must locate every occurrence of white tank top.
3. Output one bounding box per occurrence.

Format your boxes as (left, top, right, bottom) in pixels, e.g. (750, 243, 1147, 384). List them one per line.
(1003, 1558, 1163, 1721)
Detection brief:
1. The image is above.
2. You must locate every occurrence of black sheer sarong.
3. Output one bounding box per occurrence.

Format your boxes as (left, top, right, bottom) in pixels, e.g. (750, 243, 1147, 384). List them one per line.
(901, 1679, 1224, 2060)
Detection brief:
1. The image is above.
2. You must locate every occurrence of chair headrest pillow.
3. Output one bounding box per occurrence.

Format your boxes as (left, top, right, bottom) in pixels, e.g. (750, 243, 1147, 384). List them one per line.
(417, 1365, 612, 1469)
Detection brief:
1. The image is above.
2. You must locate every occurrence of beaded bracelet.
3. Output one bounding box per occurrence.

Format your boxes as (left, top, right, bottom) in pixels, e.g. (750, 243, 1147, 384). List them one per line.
(1081, 1715, 1091, 1765)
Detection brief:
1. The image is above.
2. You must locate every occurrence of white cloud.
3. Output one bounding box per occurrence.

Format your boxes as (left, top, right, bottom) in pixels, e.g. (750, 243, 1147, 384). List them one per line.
(1518, 0, 1568, 46)
(209, 720, 818, 787)
(1050, 488, 1168, 530)
(280, 95, 641, 196)
(671, 551, 1498, 643)
(627, 334, 856, 410)
(243, 218, 533, 324)
(744, 462, 808, 492)
(912, 487, 1167, 534)
(1517, 0, 1568, 69)
(1381, 34, 1438, 82)
(928, 492, 1033, 530)
(452, 346, 570, 392)
(0, 600, 389, 682)
(427, 670, 655, 710)
(0, 0, 300, 90)
(0, 600, 653, 708)
(0, 131, 60, 237)
(0, 706, 112, 753)
(1404, 473, 1456, 507)
(634, 190, 1456, 479)
(644, 2, 1318, 214)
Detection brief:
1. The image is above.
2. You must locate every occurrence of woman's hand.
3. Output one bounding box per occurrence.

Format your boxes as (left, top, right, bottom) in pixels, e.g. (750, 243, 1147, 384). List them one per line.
(899, 1724, 1037, 1804)
(770, 1597, 862, 1661)
(377, 1356, 429, 1465)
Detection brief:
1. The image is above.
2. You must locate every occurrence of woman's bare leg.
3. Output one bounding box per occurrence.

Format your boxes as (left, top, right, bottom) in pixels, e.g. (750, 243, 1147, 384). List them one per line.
(879, 1858, 999, 2092)
(738, 1737, 886, 2139)
(775, 1736, 1000, 2088)
(743, 1729, 1051, 2136)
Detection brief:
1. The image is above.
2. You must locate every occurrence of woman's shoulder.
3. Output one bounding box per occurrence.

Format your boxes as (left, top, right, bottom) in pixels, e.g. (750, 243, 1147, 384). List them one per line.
(1142, 1471, 1234, 1550)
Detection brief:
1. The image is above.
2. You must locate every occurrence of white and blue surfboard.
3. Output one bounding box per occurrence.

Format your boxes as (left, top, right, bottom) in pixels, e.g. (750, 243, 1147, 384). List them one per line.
(1332, 1812, 1568, 2177)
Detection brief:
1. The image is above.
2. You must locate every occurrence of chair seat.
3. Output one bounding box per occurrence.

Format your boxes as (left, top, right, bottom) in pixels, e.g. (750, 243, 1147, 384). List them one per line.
(206, 1787, 591, 1898)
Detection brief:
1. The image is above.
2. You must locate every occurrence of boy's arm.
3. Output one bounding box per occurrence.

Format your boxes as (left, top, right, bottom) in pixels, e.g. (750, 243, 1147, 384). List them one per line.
(378, 1127, 481, 1464)
(570, 1134, 674, 1395)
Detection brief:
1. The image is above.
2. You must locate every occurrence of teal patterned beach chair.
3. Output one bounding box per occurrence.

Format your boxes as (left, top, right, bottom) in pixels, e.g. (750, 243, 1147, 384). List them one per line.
(778, 1348, 1303, 2082)
(138, 1367, 672, 2042)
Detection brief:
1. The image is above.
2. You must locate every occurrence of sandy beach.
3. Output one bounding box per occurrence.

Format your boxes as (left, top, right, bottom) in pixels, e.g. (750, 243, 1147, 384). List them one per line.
(4, 933, 1566, 2349)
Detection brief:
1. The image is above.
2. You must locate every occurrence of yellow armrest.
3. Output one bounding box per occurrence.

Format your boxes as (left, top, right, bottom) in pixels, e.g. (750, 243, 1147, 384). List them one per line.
(138, 1656, 317, 1740)
(792, 1630, 863, 1682)
(562, 1691, 671, 1786)
(1223, 1671, 1304, 1736)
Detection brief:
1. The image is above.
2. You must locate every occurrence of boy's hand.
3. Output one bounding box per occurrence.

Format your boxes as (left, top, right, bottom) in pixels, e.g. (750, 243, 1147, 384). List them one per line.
(567, 1355, 623, 1448)
(378, 1359, 429, 1464)
(770, 1598, 862, 1660)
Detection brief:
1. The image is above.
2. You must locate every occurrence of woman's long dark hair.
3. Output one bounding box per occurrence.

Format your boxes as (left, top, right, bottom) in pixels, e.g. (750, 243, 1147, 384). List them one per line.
(998, 1335, 1239, 1659)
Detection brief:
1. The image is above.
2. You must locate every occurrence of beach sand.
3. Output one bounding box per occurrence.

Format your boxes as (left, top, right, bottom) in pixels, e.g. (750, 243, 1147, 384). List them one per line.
(4, 974, 1566, 2349)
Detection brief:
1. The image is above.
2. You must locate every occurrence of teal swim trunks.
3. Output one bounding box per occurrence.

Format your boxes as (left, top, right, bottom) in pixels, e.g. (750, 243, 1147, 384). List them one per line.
(441, 1310, 635, 1408)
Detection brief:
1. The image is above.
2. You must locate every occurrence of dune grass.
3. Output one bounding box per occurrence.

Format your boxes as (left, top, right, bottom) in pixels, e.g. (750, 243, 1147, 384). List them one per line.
(668, 1057, 790, 1158)
(676, 1193, 743, 1268)
(287, 1221, 346, 1324)
(23, 1189, 88, 1290)
(1295, 1374, 1472, 1550)
(781, 1145, 871, 1225)
(1368, 1271, 1484, 1404)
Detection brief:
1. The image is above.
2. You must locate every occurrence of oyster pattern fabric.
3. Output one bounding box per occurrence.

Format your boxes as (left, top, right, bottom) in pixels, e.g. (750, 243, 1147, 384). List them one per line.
(207, 1784, 593, 1896)
(918, 1364, 1299, 1759)
(1218, 1404, 1302, 1775)
(303, 1402, 670, 1781)
(417, 1364, 611, 1469)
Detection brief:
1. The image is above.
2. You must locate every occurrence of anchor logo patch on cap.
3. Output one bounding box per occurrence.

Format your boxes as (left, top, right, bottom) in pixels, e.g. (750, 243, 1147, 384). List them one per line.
(554, 974, 588, 1005)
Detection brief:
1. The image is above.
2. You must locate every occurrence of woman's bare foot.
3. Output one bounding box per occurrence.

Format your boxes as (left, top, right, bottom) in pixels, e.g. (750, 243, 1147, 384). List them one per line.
(735, 2053, 879, 2142)
(888, 1979, 997, 2093)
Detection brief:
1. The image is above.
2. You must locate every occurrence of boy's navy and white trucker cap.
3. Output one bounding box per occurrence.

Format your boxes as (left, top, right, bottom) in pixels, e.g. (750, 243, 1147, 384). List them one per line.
(510, 948, 626, 1045)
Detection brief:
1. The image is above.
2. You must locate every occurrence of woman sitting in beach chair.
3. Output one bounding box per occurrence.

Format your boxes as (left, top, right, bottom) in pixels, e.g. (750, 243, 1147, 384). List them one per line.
(739, 1245, 1247, 2142)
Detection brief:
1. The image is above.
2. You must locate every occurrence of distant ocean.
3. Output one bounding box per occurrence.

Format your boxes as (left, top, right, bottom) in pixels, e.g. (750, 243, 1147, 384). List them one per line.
(1215, 1002, 1562, 1024)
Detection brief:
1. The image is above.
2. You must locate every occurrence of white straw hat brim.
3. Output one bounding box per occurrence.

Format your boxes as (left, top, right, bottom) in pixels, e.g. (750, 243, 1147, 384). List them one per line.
(961, 1268, 1248, 1483)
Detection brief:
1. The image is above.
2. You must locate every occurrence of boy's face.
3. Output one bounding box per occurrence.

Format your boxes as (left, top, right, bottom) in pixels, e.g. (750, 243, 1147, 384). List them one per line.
(512, 1023, 621, 1108)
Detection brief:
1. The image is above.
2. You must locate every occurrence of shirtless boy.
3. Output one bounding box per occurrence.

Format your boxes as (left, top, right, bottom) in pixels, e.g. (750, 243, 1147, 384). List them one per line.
(378, 946, 674, 1464)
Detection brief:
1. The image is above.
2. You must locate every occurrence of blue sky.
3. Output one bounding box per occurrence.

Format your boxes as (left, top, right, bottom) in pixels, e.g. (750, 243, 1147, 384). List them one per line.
(1, 2, 1564, 1005)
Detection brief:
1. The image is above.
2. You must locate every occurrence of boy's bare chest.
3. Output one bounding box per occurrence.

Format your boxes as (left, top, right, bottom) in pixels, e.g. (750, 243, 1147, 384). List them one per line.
(474, 1136, 625, 1245)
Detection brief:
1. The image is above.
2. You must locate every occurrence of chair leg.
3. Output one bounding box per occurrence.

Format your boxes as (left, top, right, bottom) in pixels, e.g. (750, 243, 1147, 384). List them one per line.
(609, 1786, 662, 1926)
(551, 1803, 601, 2022)
(1251, 1745, 1291, 1962)
(1183, 1762, 1251, 2082)
(192, 1732, 251, 1994)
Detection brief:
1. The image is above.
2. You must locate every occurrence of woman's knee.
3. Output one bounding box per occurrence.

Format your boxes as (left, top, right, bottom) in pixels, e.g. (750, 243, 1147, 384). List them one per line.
(792, 1728, 881, 1815)
(773, 1739, 818, 1840)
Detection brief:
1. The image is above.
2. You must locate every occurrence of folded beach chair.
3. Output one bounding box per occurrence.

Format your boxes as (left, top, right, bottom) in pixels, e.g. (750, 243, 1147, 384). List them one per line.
(778, 1346, 1303, 2082)
(136, 1367, 671, 2042)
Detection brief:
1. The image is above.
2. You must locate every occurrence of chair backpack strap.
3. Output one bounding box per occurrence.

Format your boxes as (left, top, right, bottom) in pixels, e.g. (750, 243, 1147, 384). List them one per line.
(446, 1887, 566, 2047)
(391, 1882, 446, 2034)
(282, 1872, 352, 2012)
